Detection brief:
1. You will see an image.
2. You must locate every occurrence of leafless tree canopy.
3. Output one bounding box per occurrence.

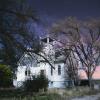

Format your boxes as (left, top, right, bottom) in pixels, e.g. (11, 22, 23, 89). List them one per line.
(50, 17, 100, 87)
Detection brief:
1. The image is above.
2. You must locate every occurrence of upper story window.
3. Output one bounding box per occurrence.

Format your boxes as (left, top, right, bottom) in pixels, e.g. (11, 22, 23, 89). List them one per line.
(55, 51, 62, 58)
(58, 65, 61, 75)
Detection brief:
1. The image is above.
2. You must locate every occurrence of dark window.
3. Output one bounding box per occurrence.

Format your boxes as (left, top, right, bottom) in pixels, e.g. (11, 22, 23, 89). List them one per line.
(55, 51, 62, 58)
(40, 70, 46, 75)
(25, 70, 27, 76)
(25, 69, 31, 76)
(28, 70, 31, 76)
(58, 65, 61, 75)
(51, 67, 53, 75)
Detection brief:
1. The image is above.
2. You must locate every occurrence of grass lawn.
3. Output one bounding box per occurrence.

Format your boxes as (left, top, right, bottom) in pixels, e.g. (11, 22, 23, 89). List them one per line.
(0, 93, 64, 100)
(0, 87, 100, 100)
(0, 88, 65, 100)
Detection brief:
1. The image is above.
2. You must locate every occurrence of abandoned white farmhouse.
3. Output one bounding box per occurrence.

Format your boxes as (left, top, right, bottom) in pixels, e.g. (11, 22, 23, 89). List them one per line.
(13, 35, 100, 88)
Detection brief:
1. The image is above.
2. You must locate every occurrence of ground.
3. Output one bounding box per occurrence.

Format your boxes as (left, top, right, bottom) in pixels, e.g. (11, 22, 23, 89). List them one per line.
(71, 93, 100, 100)
(0, 87, 100, 100)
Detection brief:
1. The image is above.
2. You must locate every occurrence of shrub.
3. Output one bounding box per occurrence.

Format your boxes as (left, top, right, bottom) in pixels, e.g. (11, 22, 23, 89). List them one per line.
(0, 64, 13, 87)
(23, 72, 49, 92)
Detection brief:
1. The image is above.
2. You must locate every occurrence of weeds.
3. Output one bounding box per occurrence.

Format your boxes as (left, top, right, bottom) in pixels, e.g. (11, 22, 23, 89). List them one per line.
(0, 86, 100, 100)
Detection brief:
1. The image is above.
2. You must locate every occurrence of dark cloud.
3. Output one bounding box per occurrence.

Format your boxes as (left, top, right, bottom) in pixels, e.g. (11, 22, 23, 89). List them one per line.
(32, 0, 100, 35)
(33, 0, 100, 19)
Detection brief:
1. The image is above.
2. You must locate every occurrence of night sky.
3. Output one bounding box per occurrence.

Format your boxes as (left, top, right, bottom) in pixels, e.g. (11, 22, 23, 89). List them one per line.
(32, 0, 100, 36)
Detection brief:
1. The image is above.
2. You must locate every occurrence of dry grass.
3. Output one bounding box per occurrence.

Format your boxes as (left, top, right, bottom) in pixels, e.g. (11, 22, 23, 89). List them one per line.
(0, 86, 100, 100)
(48, 86, 100, 98)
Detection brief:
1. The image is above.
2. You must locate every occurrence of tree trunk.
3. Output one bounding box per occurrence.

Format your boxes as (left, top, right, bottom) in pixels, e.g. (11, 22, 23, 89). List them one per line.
(88, 75, 94, 89)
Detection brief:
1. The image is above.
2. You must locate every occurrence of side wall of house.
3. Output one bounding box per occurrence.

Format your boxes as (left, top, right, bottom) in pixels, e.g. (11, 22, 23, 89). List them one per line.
(13, 62, 66, 88)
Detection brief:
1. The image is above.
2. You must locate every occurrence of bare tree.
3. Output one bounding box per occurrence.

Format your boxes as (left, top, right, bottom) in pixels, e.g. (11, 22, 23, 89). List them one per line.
(50, 17, 100, 88)
(64, 50, 79, 86)
(0, 0, 55, 72)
